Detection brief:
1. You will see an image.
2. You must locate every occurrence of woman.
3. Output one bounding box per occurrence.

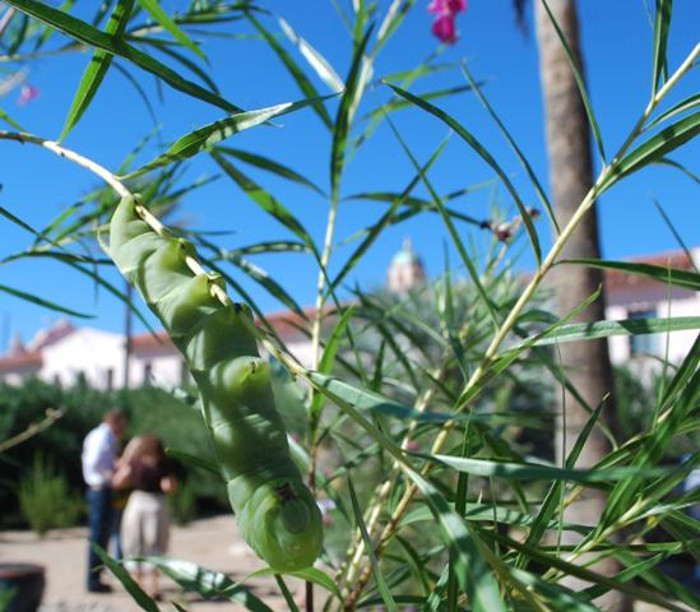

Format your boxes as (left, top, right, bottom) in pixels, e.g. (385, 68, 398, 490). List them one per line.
(112, 435, 176, 599)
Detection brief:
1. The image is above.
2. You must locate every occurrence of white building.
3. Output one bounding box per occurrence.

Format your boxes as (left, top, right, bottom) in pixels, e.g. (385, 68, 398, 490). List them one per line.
(0, 246, 697, 388)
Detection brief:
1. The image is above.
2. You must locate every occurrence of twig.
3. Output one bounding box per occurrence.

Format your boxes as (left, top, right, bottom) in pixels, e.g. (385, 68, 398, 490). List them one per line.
(0, 408, 63, 453)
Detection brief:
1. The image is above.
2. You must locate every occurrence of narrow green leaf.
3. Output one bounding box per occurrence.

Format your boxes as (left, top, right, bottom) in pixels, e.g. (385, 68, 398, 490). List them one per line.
(387, 82, 542, 264)
(402, 469, 505, 612)
(383, 115, 501, 328)
(602, 111, 700, 191)
(60, 0, 135, 141)
(0, 283, 93, 318)
(646, 92, 699, 130)
(510, 569, 597, 611)
(165, 448, 221, 478)
(146, 557, 274, 611)
(0, 107, 25, 131)
(347, 475, 398, 612)
(509, 315, 700, 349)
(331, 25, 374, 202)
(652, 157, 700, 184)
(210, 151, 316, 249)
(564, 257, 700, 290)
(123, 94, 335, 178)
(4, 0, 241, 113)
(91, 544, 159, 611)
(509, 317, 700, 351)
(651, 197, 700, 273)
(278, 17, 344, 93)
(248, 13, 333, 129)
(540, 0, 606, 163)
(246, 566, 343, 602)
(329, 136, 448, 294)
(651, 0, 673, 94)
(461, 62, 559, 234)
(135, 0, 205, 60)
(517, 399, 607, 568)
(309, 306, 356, 431)
(216, 146, 326, 197)
(137, 38, 219, 94)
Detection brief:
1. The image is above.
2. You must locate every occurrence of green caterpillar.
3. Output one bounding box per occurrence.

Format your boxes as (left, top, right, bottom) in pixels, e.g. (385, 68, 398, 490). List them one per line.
(109, 194, 322, 572)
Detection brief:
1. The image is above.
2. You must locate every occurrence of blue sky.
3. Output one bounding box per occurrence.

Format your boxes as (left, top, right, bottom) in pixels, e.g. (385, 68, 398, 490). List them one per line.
(0, 0, 698, 347)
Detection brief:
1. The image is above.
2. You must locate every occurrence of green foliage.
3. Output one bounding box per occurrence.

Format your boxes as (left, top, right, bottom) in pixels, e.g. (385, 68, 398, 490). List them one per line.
(0, 379, 221, 527)
(169, 477, 197, 526)
(18, 454, 83, 535)
(0, 0, 698, 609)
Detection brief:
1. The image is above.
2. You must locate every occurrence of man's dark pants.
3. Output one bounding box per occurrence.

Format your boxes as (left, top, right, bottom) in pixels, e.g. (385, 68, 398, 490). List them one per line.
(86, 487, 112, 590)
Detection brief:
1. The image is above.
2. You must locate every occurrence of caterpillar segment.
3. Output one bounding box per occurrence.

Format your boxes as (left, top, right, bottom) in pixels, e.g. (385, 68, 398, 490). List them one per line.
(109, 195, 322, 572)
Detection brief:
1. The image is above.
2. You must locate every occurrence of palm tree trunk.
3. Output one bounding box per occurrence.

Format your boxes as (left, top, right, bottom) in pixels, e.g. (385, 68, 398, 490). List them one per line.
(535, 2, 629, 609)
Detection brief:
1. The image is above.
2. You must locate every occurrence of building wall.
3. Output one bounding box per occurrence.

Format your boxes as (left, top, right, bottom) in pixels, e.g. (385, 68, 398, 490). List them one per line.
(41, 328, 125, 388)
(606, 285, 699, 366)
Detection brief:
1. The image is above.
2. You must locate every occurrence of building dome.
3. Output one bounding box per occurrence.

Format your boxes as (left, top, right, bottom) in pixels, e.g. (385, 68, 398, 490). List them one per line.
(387, 238, 426, 292)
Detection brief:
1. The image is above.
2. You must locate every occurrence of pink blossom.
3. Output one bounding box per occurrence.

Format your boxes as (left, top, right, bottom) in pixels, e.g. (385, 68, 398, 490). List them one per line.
(17, 83, 39, 106)
(432, 13, 457, 44)
(428, 0, 466, 15)
(428, 0, 466, 45)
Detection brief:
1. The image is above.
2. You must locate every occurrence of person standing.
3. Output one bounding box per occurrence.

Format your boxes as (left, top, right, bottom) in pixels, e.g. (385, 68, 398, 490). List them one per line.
(112, 435, 176, 600)
(81, 409, 126, 593)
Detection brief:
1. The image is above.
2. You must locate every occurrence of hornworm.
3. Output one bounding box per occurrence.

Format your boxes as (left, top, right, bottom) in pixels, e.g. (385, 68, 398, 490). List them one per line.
(109, 195, 322, 571)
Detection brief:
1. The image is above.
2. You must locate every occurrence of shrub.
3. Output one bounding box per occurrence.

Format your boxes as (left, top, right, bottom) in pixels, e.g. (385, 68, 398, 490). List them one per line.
(18, 455, 83, 536)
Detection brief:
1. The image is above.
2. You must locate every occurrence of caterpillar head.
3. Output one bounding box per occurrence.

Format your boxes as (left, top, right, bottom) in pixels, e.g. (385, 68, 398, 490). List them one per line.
(235, 476, 323, 572)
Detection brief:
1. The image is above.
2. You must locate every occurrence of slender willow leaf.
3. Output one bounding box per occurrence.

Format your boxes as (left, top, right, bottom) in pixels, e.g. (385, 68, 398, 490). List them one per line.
(347, 476, 398, 612)
(4, 0, 241, 113)
(310, 306, 356, 427)
(564, 257, 700, 290)
(432, 454, 661, 484)
(461, 63, 559, 234)
(402, 469, 505, 612)
(278, 17, 344, 93)
(0, 107, 25, 130)
(165, 448, 221, 478)
(246, 566, 342, 602)
(646, 92, 699, 130)
(146, 558, 274, 611)
(331, 25, 373, 202)
(0, 284, 93, 318)
(135, 0, 205, 60)
(651, 198, 700, 273)
(516, 400, 606, 568)
(651, 0, 673, 94)
(329, 136, 448, 294)
(137, 37, 219, 94)
(248, 13, 332, 129)
(540, 0, 606, 163)
(112, 62, 158, 124)
(510, 315, 700, 350)
(387, 83, 542, 264)
(602, 111, 700, 191)
(60, 0, 135, 141)
(210, 152, 316, 249)
(216, 146, 326, 196)
(653, 157, 700, 184)
(384, 115, 501, 328)
(92, 544, 159, 611)
(124, 94, 335, 178)
(360, 84, 477, 124)
(510, 569, 597, 611)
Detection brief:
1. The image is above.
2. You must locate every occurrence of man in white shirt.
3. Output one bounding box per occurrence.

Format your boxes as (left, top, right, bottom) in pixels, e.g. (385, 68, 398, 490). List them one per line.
(81, 409, 126, 593)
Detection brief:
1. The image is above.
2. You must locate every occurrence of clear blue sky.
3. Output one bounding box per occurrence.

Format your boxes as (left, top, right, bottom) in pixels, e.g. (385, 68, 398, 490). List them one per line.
(1, 0, 698, 347)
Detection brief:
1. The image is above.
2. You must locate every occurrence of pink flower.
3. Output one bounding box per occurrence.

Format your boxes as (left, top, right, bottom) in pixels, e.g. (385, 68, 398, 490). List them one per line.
(17, 83, 39, 106)
(428, 0, 466, 45)
(428, 0, 466, 15)
(432, 13, 457, 44)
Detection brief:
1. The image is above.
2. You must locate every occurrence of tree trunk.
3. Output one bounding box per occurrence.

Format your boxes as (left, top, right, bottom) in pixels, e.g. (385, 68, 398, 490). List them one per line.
(534, 2, 629, 609)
